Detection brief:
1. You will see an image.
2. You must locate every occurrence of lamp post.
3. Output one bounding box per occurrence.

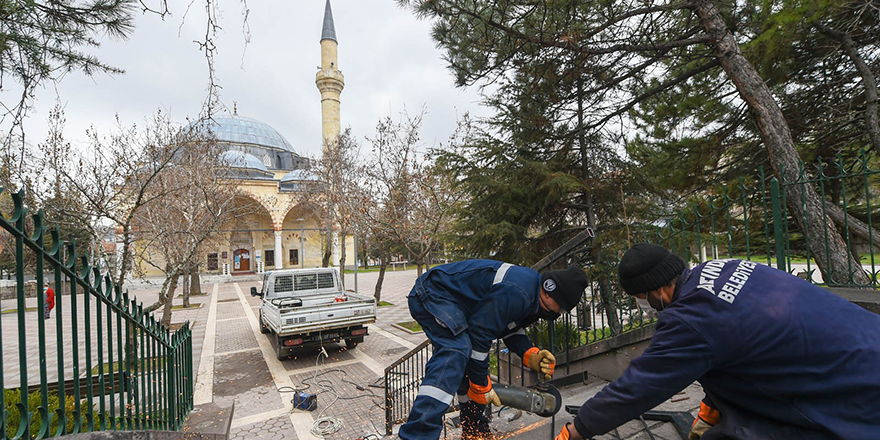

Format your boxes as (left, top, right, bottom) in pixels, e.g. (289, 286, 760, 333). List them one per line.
(353, 233, 358, 293)
(297, 218, 305, 268)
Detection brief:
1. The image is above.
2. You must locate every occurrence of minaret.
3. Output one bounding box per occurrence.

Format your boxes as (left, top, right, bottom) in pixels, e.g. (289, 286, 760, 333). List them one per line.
(316, 0, 345, 268)
(316, 0, 344, 152)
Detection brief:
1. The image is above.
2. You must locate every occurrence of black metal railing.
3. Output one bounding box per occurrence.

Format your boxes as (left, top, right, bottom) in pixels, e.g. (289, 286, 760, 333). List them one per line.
(384, 339, 433, 435)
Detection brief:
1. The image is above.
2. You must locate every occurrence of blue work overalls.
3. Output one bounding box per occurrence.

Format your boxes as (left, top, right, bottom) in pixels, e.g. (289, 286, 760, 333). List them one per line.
(398, 260, 540, 440)
(572, 260, 880, 439)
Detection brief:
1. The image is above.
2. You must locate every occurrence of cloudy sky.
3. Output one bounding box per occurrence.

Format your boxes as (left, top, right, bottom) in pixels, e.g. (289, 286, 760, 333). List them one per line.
(11, 0, 490, 158)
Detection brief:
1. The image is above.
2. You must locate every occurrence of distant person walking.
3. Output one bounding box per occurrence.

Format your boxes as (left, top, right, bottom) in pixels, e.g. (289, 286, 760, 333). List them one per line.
(43, 286, 55, 319)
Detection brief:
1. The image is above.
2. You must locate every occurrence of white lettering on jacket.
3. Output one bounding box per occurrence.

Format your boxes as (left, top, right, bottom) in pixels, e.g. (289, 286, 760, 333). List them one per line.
(697, 259, 732, 295)
(717, 260, 756, 304)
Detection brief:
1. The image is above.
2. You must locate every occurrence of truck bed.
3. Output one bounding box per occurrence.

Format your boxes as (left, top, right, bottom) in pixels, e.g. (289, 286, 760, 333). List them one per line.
(265, 292, 377, 336)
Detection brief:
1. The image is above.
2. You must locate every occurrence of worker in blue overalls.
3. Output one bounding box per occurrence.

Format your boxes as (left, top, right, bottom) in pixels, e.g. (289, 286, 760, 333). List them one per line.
(555, 243, 880, 440)
(398, 260, 589, 440)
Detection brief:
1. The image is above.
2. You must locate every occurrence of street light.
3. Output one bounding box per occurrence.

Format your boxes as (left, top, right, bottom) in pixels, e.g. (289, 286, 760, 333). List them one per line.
(297, 218, 305, 268)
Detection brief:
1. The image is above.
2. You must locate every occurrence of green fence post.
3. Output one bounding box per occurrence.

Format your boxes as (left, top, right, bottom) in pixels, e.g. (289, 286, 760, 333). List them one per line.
(33, 211, 51, 439)
(14, 191, 31, 440)
(770, 178, 786, 270)
(51, 229, 68, 436)
(0, 192, 6, 440)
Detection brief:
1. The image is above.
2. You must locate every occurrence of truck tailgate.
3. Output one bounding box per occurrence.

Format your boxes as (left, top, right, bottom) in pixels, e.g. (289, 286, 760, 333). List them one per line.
(274, 293, 376, 335)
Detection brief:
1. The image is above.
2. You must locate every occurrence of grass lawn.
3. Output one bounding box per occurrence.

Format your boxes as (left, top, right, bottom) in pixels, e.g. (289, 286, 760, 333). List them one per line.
(344, 262, 456, 274)
(1, 307, 38, 314)
(395, 321, 423, 333)
(378, 301, 394, 307)
(726, 253, 878, 265)
(344, 266, 387, 274)
(91, 357, 165, 375)
(171, 303, 203, 310)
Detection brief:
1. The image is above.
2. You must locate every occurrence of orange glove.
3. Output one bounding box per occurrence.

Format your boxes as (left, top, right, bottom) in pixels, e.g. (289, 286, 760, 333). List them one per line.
(689, 401, 720, 439)
(467, 376, 501, 406)
(524, 347, 556, 380)
(555, 422, 573, 440)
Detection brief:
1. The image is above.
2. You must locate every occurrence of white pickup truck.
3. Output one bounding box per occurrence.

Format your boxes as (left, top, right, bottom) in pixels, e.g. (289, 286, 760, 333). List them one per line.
(250, 268, 377, 359)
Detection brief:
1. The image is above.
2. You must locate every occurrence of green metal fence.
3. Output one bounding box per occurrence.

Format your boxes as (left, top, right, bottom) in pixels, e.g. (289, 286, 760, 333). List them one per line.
(495, 152, 878, 386)
(644, 153, 879, 289)
(0, 189, 193, 439)
(494, 229, 656, 390)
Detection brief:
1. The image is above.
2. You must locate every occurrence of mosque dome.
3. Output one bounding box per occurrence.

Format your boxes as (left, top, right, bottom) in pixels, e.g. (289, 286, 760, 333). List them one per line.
(280, 169, 320, 182)
(199, 114, 295, 153)
(220, 150, 268, 172)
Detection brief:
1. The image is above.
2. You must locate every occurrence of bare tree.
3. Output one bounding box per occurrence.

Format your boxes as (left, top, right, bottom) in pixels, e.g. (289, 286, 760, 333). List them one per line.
(289, 129, 363, 271)
(133, 133, 246, 326)
(40, 111, 200, 291)
(362, 112, 464, 277)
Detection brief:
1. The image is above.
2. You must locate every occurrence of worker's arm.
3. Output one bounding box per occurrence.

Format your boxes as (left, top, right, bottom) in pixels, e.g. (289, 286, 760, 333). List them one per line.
(465, 286, 532, 386)
(502, 328, 534, 359)
(572, 314, 717, 437)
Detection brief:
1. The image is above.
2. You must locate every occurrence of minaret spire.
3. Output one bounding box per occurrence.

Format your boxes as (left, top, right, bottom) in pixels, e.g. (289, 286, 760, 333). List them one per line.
(316, 0, 344, 152)
(321, 0, 337, 42)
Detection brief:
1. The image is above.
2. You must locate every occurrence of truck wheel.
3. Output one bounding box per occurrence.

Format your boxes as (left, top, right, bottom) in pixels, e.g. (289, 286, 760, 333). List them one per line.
(259, 310, 270, 334)
(275, 334, 288, 360)
(345, 337, 363, 349)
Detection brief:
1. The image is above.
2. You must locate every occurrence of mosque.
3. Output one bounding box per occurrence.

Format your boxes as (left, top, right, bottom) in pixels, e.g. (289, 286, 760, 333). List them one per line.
(139, 0, 354, 276)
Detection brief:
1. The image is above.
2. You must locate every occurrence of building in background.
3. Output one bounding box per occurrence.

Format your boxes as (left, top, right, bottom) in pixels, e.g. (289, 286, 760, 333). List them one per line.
(134, 0, 354, 277)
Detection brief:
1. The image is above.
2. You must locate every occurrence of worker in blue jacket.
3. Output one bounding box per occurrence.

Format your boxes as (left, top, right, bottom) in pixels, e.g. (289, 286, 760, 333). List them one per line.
(555, 243, 880, 440)
(398, 260, 589, 440)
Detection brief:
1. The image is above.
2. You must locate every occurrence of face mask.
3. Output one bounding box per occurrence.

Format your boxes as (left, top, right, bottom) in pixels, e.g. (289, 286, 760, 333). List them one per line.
(646, 292, 666, 312)
(636, 297, 652, 312)
(537, 307, 561, 321)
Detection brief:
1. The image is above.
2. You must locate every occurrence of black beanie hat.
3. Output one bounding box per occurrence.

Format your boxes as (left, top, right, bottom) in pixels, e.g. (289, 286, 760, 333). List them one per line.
(618, 243, 686, 295)
(541, 265, 589, 312)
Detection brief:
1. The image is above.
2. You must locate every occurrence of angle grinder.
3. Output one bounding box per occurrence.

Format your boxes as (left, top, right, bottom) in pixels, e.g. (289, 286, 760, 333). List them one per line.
(492, 382, 563, 417)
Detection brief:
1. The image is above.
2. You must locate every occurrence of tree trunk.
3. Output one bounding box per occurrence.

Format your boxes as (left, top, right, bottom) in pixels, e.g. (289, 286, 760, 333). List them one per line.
(322, 231, 332, 268)
(146, 264, 175, 313)
(694, 0, 870, 285)
(116, 226, 133, 290)
(338, 228, 347, 289)
(191, 263, 201, 296)
(825, 203, 880, 249)
(815, 23, 880, 157)
(160, 272, 180, 328)
(576, 76, 619, 331)
(182, 265, 190, 308)
(374, 254, 388, 302)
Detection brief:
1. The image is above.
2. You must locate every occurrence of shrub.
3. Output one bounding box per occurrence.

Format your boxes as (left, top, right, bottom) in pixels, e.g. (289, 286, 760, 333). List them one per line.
(4, 388, 78, 438)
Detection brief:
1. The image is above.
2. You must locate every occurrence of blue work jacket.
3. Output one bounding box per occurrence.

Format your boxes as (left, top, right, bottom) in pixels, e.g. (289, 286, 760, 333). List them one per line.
(413, 260, 541, 385)
(574, 259, 880, 439)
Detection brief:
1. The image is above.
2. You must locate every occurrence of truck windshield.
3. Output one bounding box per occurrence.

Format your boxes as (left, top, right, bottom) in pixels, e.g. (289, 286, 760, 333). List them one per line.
(271, 272, 337, 298)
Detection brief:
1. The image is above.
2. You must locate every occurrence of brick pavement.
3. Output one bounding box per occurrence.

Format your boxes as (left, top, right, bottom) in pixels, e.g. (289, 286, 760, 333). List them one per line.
(1, 282, 210, 389)
(199, 270, 425, 439)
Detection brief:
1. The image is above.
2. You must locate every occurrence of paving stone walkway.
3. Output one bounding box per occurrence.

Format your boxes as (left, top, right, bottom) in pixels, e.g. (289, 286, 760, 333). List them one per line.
(200, 270, 425, 440)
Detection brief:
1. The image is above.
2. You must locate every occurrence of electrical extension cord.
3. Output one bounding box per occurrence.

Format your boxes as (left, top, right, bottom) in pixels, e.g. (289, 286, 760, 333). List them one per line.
(277, 341, 385, 438)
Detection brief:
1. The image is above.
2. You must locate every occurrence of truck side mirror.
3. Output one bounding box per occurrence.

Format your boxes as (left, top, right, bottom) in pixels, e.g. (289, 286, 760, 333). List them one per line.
(250, 286, 261, 297)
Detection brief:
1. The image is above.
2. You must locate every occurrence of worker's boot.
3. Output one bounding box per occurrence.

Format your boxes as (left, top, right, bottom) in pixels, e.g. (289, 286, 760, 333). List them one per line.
(460, 401, 494, 440)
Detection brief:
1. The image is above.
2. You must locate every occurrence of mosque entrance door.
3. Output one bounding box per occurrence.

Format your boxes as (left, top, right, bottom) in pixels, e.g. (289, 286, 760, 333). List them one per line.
(233, 249, 251, 272)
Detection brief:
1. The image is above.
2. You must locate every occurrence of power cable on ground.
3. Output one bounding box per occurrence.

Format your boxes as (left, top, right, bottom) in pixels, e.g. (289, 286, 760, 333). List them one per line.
(277, 342, 384, 437)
